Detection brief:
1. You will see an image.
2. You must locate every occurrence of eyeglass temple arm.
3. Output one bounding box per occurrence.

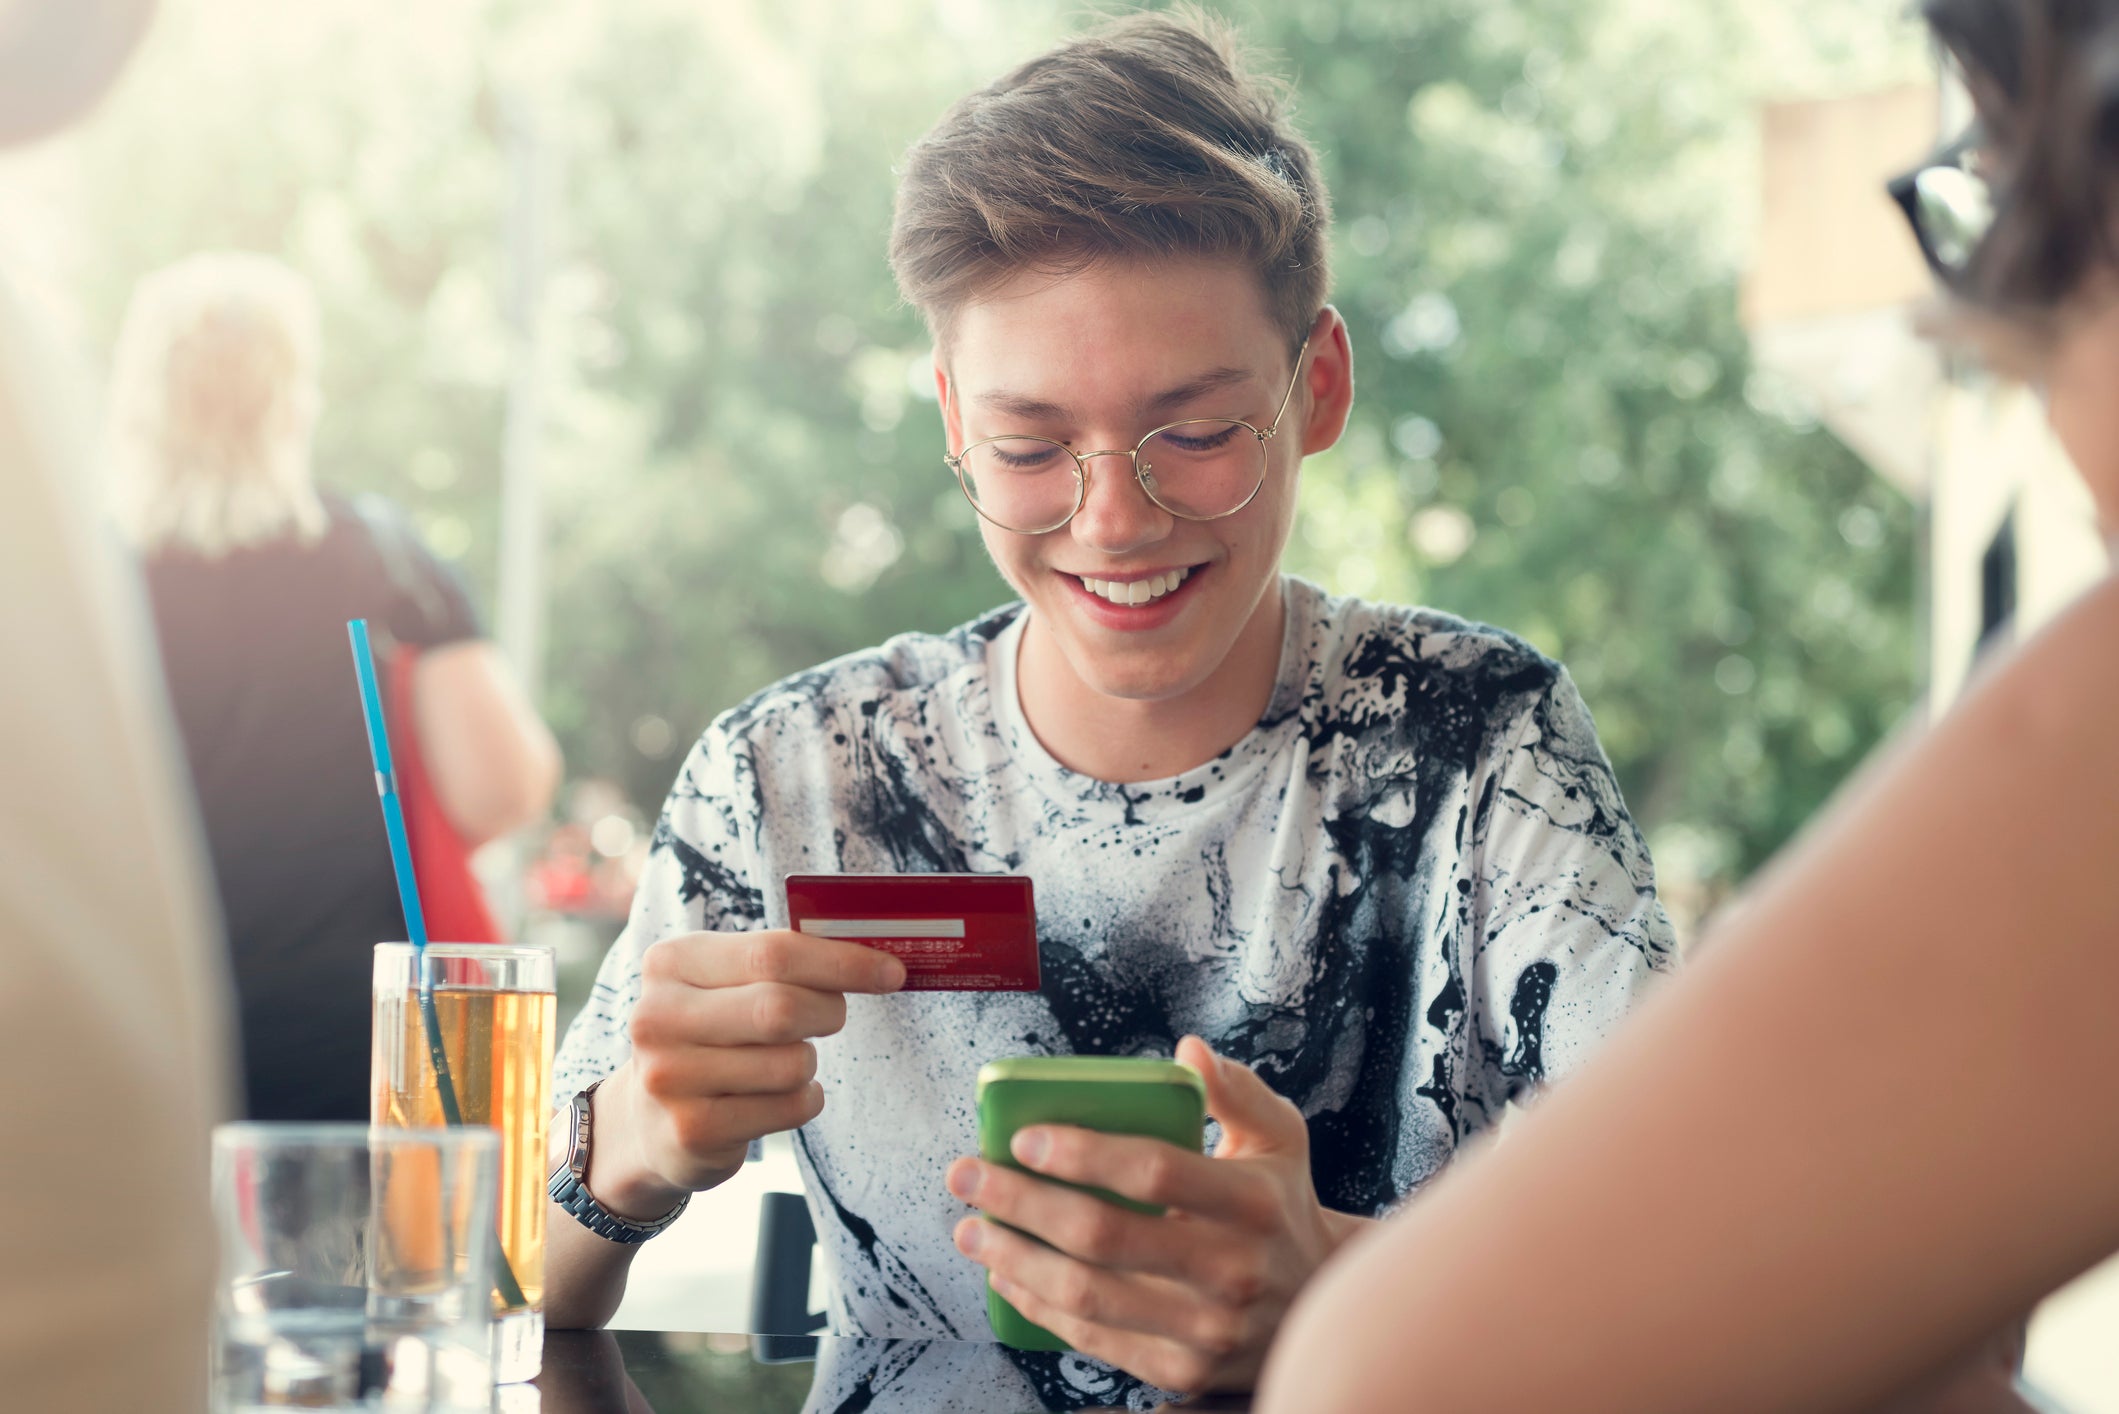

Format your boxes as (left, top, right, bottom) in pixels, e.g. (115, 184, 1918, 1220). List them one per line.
(1263, 334, 1314, 439)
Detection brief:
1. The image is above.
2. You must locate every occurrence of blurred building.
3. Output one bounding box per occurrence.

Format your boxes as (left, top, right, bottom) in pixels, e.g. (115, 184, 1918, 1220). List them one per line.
(1744, 83, 2107, 703)
(1743, 82, 2115, 1412)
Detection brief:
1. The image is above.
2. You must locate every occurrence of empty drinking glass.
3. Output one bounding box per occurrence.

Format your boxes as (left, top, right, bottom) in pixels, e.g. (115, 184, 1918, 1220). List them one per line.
(210, 1121, 499, 1411)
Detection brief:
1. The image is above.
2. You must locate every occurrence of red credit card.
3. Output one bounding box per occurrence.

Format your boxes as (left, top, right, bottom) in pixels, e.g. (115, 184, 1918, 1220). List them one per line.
(784, 874, 1040, 992)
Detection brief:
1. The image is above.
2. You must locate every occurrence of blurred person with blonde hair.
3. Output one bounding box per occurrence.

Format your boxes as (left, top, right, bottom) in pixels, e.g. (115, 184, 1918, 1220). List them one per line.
(106, 250, 327, 555)
(1260, 1, 2119, 1409)
(0, 1, 230, 1408)
(110, 249, 563, 1122)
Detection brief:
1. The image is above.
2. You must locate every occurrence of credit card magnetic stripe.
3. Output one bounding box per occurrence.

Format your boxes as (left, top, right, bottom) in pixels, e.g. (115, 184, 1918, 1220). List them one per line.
(797, 918, 968, 939)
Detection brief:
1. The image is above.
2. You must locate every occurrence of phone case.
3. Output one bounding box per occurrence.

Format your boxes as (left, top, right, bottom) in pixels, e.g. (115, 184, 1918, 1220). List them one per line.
(974, 1056, 1207, 1351)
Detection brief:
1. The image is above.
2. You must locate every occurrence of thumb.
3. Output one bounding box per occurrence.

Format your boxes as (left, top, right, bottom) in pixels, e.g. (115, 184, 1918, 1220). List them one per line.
(1178, 1035, 1307, 1160)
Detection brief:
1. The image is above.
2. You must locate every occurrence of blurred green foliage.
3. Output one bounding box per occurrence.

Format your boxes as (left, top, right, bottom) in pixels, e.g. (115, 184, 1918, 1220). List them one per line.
(54, 0, 1927, 917)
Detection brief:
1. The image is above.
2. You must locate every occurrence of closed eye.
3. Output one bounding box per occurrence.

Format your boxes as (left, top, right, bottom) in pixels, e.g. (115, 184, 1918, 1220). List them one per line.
(990, 443, 1069, 471)
(1157, 423, 1246, 453)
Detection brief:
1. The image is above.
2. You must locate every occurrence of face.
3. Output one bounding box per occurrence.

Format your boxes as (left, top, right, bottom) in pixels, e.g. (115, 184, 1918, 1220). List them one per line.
(938, 257, 1349, 706)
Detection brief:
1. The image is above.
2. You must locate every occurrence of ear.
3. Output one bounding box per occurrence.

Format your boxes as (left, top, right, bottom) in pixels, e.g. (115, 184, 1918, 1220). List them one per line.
(934, 356, 963, 453)
(1297, 306, 1355, 458)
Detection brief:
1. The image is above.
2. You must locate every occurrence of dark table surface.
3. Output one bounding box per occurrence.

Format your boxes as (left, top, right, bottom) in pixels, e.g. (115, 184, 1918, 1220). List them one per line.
(536, 1329, 1253, 1414)
(534, 1330, 2077, 1414)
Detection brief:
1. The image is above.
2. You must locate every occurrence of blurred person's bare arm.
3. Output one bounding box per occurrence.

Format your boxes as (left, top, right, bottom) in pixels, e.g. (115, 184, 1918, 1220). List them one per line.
(1869, 1318, 2033, 1414)
(1258, 573, 2119, 1414)
(0, 223, 232, 1411)
(544, 928, 906, 1328)
(412, 640, 562, 845)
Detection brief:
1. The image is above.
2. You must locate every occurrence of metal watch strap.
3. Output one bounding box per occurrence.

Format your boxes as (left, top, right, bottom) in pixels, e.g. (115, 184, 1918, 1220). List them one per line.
(547, 1080, 690, 1245)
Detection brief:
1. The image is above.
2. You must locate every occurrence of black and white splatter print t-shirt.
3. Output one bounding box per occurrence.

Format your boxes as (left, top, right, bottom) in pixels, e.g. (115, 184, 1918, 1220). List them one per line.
(556, 576, 1675, 1352)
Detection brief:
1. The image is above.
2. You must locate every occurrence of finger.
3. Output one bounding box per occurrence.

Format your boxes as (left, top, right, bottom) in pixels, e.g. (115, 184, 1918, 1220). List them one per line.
(659, 1082, 827, 1163)
(1178, 1035, 1308, 1160)
(634, 1042, 817, 1100)
(946, 1155, 1269, 1299)
(948, 1156, 1178, 1272)
(643, 930, 906, 996)
(955, 1218, 1247, 1372)
(958, 1221, 1236, 1393)
(1000, 1123, 1274, 1230)
(633, 980, 848, 1048)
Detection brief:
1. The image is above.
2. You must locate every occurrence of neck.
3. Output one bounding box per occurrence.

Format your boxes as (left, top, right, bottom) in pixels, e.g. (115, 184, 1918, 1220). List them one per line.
(1014, 578, 1288, 783)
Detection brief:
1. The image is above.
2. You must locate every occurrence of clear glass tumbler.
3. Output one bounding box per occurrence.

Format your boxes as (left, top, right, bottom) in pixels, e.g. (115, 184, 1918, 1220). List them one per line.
(210, 1121, 499, 1412)
(372, 943, 557, 1384)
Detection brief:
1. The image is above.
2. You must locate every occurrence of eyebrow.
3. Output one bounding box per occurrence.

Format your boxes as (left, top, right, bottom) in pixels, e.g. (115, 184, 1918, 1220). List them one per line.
(971, 365, 1263, 426)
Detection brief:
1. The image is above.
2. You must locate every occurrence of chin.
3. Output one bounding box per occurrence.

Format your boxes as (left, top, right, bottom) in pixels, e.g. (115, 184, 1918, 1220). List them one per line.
(1060, 643, 1212, 703)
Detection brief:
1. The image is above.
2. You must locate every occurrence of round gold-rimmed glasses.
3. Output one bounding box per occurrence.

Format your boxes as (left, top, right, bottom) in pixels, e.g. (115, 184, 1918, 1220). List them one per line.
(945, 337, 1312, 535)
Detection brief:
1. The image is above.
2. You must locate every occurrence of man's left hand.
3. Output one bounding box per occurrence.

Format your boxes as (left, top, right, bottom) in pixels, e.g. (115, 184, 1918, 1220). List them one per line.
(945, 1035, 1367, 1393)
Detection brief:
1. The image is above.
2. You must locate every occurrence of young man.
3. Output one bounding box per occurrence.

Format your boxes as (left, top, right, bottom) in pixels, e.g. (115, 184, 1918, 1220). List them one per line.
(546, 11, 1674, 1403)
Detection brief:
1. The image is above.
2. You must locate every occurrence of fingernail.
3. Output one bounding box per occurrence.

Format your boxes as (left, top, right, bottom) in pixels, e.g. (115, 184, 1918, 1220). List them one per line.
(989, 1273, 1016, 1300)
(947, 1161, 983, 1201)
(956, 1220, 986, 1256)
(1011, 1128, 1050, 1168)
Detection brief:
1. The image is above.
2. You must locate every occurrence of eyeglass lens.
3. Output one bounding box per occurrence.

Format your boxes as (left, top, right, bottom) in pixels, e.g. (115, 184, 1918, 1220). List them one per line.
(956, 421, 1265, 533)
(1913, 161, 1994, 273)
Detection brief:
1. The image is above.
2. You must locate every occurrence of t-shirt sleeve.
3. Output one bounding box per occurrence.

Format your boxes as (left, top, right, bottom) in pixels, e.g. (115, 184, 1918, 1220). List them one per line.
(353, 495, 483, 649)
(554, 719, 770, 1098)
(1459, 666, 1677, 1117)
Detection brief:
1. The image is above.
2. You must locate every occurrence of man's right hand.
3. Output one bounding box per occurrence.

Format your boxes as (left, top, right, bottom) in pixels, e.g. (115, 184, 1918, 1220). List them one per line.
(583, 929, 907, 1220)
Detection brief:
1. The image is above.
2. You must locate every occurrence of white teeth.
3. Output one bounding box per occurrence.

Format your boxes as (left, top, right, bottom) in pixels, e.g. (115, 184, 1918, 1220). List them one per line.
(1079, 567, 1190, 605)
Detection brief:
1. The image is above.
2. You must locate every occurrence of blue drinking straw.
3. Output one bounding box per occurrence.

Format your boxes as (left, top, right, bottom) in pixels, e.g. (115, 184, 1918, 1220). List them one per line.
(348, 619, 526, 1309)
(348, 620, 467, 1125)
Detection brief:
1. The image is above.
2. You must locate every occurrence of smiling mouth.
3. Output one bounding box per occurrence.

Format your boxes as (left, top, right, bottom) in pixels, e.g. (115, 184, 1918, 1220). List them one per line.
(1072, 566, 1194, 606)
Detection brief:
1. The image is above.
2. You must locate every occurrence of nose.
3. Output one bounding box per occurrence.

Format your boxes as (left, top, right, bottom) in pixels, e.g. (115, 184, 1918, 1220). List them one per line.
(1068, 447, 1171, 553)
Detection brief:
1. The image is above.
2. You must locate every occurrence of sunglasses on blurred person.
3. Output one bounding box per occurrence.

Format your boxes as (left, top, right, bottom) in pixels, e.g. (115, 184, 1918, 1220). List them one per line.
(1888, 128, 1996, 287)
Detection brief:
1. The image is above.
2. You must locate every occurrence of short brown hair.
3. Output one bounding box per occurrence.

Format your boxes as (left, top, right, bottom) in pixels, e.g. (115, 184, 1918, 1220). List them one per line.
(890, 7, 1331, 351)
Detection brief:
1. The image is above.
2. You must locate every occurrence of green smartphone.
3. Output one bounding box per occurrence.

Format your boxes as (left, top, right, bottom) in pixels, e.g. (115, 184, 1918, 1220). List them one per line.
(974, 1055, 1208, 1351)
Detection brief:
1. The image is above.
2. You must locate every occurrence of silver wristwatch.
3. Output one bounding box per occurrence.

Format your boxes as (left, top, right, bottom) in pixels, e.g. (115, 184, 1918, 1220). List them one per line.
(547, 1080, 690, 1244)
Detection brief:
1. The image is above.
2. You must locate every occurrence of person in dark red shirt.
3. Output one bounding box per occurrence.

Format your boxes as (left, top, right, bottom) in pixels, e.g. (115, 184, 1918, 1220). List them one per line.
(108, 252, 562, 1121)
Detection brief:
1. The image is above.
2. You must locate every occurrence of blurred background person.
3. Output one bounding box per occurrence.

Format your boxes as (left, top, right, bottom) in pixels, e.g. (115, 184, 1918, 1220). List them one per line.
(106, 250, 562, 1122)
(0, 1, 232, 1409)
(1259, 0, 2119, 1410)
